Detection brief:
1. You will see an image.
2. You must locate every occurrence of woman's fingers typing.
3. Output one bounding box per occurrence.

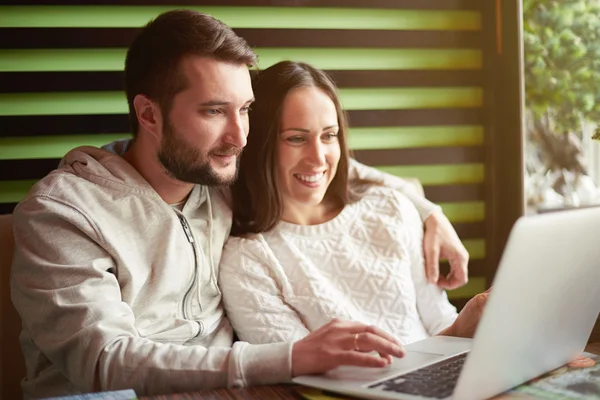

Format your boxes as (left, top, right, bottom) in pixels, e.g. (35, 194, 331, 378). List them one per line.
(291, 319, 405, 377)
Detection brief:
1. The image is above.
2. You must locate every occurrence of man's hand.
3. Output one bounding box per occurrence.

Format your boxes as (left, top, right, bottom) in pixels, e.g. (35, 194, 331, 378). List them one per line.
(440, 289, 490, 338)
(291, 319, 405, 377)
(423, 209, 470, 290)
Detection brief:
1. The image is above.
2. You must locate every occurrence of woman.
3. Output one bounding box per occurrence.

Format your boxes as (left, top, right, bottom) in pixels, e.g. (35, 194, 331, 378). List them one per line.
(219, 61, 486, 346)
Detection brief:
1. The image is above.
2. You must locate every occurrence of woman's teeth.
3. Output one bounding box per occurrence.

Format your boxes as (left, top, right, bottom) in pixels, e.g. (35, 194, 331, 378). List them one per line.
(295, 172, 324, 183)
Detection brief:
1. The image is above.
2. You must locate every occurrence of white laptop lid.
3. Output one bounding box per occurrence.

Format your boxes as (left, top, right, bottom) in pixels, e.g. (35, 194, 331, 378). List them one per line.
(453, 207, 600, 399)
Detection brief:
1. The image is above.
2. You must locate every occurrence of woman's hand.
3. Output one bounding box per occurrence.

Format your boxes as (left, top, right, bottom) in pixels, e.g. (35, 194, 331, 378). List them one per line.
(441, 290, 490, 338)
(291, 319, 405, 377)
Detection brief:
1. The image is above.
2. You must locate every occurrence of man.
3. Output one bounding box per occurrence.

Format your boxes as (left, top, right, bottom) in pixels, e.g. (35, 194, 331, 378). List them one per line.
(10, 9, 473, 398)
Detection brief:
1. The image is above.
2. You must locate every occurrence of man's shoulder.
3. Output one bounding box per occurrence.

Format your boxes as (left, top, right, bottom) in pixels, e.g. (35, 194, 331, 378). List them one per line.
(19, 169, 84, 206)
(350, 184, 420, 221)
(351, 183, 410, 206)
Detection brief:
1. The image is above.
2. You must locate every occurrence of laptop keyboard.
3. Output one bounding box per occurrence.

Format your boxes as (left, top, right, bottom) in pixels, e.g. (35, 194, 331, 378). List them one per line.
(367, 352, 467, 399)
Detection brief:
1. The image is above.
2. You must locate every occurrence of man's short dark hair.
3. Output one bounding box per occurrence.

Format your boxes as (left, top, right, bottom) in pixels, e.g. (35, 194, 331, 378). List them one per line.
(124, 9, 257, 136)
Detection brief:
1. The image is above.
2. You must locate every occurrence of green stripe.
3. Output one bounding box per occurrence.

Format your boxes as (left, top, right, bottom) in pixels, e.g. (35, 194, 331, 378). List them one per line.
(0, 92, 126, 116)
(257, 49, 482, 71)
(438, 202, 485, 223)
(377, 164, 484, 185)
(0, 6, 481, 30)
(341, 88, 482, 110)
(0, 128, 482, 160)
(0, 180, 36, 203)
(462, 238, 485, 259)
(0, 134, 130, 160)
(349, 126, 484, 150)
(447, 277, 486, 299)
(0, 88, 482, 116)
(0, 48, 483, 72)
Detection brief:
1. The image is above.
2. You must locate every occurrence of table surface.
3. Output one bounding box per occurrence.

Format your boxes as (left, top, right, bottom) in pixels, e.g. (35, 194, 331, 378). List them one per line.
(140, 341, 600, 400)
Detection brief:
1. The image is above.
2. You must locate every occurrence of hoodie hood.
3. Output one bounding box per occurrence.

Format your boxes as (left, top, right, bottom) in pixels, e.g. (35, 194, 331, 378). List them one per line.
(58, 145, 158, 196)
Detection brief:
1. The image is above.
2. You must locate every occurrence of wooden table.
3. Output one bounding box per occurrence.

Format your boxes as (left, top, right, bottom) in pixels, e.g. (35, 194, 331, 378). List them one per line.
(141, 342, 600, 400)
(141, 384, 304, 400)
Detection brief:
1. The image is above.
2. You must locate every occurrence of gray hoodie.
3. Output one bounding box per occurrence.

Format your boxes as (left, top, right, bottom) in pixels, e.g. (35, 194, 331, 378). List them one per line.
(10, 145, 291, 398)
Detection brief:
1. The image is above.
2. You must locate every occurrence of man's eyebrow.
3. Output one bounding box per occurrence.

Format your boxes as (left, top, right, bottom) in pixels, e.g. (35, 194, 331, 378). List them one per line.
(198, 98, 255, 107)
(198, 100, 229, 107)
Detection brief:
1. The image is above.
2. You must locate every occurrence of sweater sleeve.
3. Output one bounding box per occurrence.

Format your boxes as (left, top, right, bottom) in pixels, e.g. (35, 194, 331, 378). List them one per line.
(219, 236, 311, 345)
(10, 196, 292, 396)
(348, 158, 441, 221)
(393, 193, 459, 335)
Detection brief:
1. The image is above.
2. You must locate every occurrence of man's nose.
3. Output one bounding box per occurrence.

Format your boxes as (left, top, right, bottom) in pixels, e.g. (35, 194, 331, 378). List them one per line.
(224, 114, 247, 148)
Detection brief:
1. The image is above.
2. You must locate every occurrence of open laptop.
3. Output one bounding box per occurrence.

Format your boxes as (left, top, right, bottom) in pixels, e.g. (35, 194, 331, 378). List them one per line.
(293, 207, 600, 400)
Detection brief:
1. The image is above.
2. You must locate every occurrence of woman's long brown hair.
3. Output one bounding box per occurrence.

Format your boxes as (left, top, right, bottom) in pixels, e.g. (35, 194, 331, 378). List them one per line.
(230, 61, 351, 236)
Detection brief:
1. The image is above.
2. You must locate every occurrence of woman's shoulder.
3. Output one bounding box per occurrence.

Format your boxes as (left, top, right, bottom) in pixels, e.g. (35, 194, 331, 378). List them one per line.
(222, 233, 271, 263)
(225, 232, 264, 251)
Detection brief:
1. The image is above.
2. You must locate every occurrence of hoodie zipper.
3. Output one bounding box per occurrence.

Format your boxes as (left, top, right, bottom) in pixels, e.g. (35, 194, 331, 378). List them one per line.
(179, 214, 202, 319)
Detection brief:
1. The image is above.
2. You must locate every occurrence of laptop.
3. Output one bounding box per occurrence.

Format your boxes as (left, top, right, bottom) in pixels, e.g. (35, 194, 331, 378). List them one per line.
(293, 207, 600, 400)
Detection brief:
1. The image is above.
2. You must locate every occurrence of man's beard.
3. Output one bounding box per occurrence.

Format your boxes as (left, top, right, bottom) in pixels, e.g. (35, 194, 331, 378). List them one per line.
(157, 121, 242, 187)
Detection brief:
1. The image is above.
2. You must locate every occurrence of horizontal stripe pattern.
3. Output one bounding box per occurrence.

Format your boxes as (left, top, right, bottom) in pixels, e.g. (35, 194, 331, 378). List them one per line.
(0, 3, 490, 300)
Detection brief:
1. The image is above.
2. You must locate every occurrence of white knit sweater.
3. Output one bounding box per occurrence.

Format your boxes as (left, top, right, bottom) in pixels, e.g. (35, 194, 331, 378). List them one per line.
(219, 186, 458, 346)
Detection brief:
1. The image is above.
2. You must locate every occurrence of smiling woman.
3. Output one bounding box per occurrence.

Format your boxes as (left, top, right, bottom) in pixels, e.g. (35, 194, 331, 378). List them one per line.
(220, 61, 487, 353)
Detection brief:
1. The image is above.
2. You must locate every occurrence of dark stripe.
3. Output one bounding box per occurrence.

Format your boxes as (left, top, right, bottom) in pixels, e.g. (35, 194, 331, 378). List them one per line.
(353, 147, 484, 165)
(0, 72, 125, 93)
(0, 203, 17, 214)
(0, 115, 131, 137)
(0, 70, 483, 93)
(3, 0, 480, 10)
(0, 159, 60, 181)
(0, 109, 482, 137)
(424, 183, 485, 202)
(348, 109, 483, 127)
(452, 222, 485, 239)
(0, 28, 481, 49)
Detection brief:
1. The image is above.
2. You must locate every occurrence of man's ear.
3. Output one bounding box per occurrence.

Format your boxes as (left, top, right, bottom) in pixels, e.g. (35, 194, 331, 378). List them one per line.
(133, 94, 163, 142)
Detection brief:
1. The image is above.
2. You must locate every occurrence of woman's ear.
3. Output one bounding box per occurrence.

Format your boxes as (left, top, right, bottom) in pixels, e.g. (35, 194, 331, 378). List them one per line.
(133, 94, 163, 142)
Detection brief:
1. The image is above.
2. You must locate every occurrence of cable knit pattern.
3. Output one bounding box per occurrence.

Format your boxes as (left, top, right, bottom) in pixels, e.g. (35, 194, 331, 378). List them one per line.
(219, 186, 458, 346)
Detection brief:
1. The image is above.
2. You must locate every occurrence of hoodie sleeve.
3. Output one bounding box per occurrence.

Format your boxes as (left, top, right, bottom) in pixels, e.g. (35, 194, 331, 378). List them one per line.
(348, 158, 441, 221)
(10, 195, 292, 396)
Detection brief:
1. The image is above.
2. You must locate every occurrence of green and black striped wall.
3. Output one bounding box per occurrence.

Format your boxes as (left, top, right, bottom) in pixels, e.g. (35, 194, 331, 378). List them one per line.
(0, 1, 514, 307)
